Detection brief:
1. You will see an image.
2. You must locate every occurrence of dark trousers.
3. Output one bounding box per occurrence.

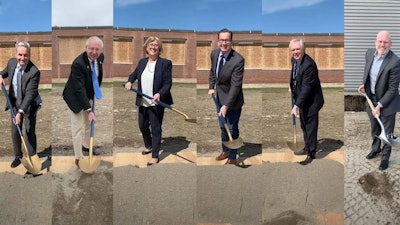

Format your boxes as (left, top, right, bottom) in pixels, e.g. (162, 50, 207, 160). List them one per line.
(367, 108, 395, 161)
(299, 111, 319, 156)
(11, 106, 38, 157)
(220, 107, 242, 160)
(138, 106, 165, 159)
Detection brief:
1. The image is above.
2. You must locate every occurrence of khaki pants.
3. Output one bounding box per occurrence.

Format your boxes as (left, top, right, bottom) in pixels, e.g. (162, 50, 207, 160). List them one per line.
(70, 110, 90, 159)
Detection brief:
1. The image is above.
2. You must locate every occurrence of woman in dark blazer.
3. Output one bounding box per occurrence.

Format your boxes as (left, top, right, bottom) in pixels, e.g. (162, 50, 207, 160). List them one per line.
(124, 36, 173, 166)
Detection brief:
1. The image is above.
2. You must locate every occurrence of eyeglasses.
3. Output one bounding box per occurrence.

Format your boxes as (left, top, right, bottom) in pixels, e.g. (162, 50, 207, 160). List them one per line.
(218, 39, 231, 43)
(148, 43, 159, 48)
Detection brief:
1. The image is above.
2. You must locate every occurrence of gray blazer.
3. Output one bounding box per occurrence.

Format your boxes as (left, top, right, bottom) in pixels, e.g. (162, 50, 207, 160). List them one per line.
(208, 48, 244, 110)
(0, 58, 41, 114)
(363, 49, 400, 116)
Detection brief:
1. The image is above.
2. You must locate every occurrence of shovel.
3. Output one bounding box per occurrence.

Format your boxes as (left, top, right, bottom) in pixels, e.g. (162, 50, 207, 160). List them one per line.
(1, 84, 42, 175)
(287, 96, 304, 151)
(79, 99, 101, 173)
(360, 92, 391, 145)
(211, 94, 243, 149)
(126, 85, 196, 123)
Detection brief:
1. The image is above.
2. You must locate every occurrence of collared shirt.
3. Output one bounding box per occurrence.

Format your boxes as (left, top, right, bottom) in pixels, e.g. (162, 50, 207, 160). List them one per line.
(141, 60, 156, 107)
(369, 51, 387, 95)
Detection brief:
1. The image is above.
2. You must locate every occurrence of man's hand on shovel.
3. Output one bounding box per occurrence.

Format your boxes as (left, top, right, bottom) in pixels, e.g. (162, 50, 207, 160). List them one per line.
(291, 105, 299, 118)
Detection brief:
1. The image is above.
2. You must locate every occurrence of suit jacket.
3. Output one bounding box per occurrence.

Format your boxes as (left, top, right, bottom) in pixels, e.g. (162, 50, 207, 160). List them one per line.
(63, 52, 104, 113)
(363, 49, 400, 116)
(127, 57, 173, 106)
(0, 58, 41, 114)
(290, 53, 324, 116)
(209, 49, 244, 110)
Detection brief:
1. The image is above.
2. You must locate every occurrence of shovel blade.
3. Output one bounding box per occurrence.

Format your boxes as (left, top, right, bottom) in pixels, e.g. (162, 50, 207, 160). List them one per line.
(287, 141, 305, 152)
(21, 154, 42, 175)
(79, 157, 101, 174)
(185, 118, 197, 123)
(222, 137, 244, 149)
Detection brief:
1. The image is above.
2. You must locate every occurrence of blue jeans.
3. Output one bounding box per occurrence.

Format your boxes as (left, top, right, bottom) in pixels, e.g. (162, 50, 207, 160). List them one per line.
(219, 108, 242, 159)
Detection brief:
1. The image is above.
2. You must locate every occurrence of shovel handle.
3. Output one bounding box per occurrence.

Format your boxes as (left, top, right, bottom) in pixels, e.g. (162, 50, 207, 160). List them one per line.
(125, 85, 172, 110)
(211, 94, 228, 124)
(360, 92, 380, 118)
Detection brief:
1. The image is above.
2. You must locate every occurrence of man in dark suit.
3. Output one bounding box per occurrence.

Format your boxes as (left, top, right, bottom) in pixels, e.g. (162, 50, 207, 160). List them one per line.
(63, 36, 104, 168)
(0, 41, 41, 169)
(209, 28, 245, 165)
(289, 38, 324, 165)
(358, 30, 400, 171)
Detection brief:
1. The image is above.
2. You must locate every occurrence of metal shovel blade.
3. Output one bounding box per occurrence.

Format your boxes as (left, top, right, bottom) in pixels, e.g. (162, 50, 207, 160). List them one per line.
(21, 154, 42, 175)
(79, 137, 101, 173)
(287, 124, 305, 151)
(223, 137, 244, 149)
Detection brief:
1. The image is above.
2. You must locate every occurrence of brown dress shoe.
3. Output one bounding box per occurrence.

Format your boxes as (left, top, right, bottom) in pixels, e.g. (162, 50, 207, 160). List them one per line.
(225, 159, 238, 165)
(216, 151, 229, 161)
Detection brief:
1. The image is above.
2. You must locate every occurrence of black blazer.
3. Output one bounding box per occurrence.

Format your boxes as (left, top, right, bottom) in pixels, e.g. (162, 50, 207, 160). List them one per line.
(209, 49, 244, 110)
(363, 49, 400, 116)
(127, 57, 173, 106)
(290, 53, 324, 116)
(0, 58, 41, 114)
(63, 52, 104, 113)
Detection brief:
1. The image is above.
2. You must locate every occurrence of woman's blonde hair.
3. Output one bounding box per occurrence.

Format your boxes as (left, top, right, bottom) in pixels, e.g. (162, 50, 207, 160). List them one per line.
(143, 36, 163, 55)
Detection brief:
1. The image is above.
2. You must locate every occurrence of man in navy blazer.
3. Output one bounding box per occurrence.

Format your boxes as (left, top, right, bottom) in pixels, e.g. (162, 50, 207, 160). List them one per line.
(358, 30, 400, 171)
(0, 41, 42, 169)
(63, 36, 104, 167)
(289, 38, 324, 165)
(209, 28, 245, 165)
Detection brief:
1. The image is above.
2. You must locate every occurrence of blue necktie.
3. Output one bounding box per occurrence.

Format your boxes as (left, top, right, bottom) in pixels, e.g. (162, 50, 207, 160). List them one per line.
(91, 61, 102, 99)
(217, 55, 224, 77)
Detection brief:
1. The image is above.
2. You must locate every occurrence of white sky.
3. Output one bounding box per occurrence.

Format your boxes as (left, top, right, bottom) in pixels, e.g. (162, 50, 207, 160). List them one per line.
(52, 0, 113, 27)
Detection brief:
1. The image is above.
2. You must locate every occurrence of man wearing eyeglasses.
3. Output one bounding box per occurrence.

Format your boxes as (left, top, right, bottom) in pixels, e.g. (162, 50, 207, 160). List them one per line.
(0, 41, 42, 171)
(208, 28, 245, 165)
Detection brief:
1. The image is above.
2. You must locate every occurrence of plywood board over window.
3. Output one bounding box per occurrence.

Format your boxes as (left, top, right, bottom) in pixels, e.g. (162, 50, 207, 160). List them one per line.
(262, 46, 292, 69)
(0, 44, 15, 68)
(233, 42, 262, 69)
(30, 43, 52, 70)
(113, 37, 133, 64)
(161, 41, 185, 65)
(59, 37, 89, 64)
(196, 42, 212, 70)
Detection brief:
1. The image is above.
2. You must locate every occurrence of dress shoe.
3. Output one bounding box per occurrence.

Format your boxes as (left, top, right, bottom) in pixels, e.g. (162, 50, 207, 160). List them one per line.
(366, 150, 381, 159)
(299, 154, 315, 166)
(147, 158, 159, 166)
(75, 159, 80, 169)
(216, 151, 229, 161)
(225, 159, 238, 165)
(379, 159, 389, 171)
(141, 148, 152, 155)
(294, 149, 307, 155)
(82, 146, 100, 155)
(11, 157, 22, 168)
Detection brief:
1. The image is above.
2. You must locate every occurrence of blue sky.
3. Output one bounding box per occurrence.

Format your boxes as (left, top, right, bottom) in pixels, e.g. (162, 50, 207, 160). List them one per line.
(262, 0, 343, 33)
(0, 0, 343, 33)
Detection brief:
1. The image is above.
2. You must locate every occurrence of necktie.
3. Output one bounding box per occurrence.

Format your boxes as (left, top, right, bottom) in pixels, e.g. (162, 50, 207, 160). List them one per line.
(91, 61, 102, 99)
(16, 67, 22, 105)
(217, 55, 224, 77)
(292, 62, 297, 79)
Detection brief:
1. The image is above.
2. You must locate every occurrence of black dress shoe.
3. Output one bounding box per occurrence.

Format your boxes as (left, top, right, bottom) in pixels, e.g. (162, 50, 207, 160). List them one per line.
(141, 149, 152, 155)
(147, 158, 159, 166)
(299, 154, 315, 166)
(11, 157, 22, 168)
(366, 150, 381, 159)
(294, 149, 307, 155)
(82, 146, 100, 155)
(379, 159, 389, 171)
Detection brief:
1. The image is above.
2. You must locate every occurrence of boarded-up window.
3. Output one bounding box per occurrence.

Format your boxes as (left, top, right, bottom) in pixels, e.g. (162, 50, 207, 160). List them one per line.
(113, 37, 133, 64)
(59, 37, 89, 64)
(0, 44, 15, 69)
(196, 42, 212, 70)
(0, 43, 51, 70)
(233, 42, 262, 69)
(161, 41, 185, 65)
